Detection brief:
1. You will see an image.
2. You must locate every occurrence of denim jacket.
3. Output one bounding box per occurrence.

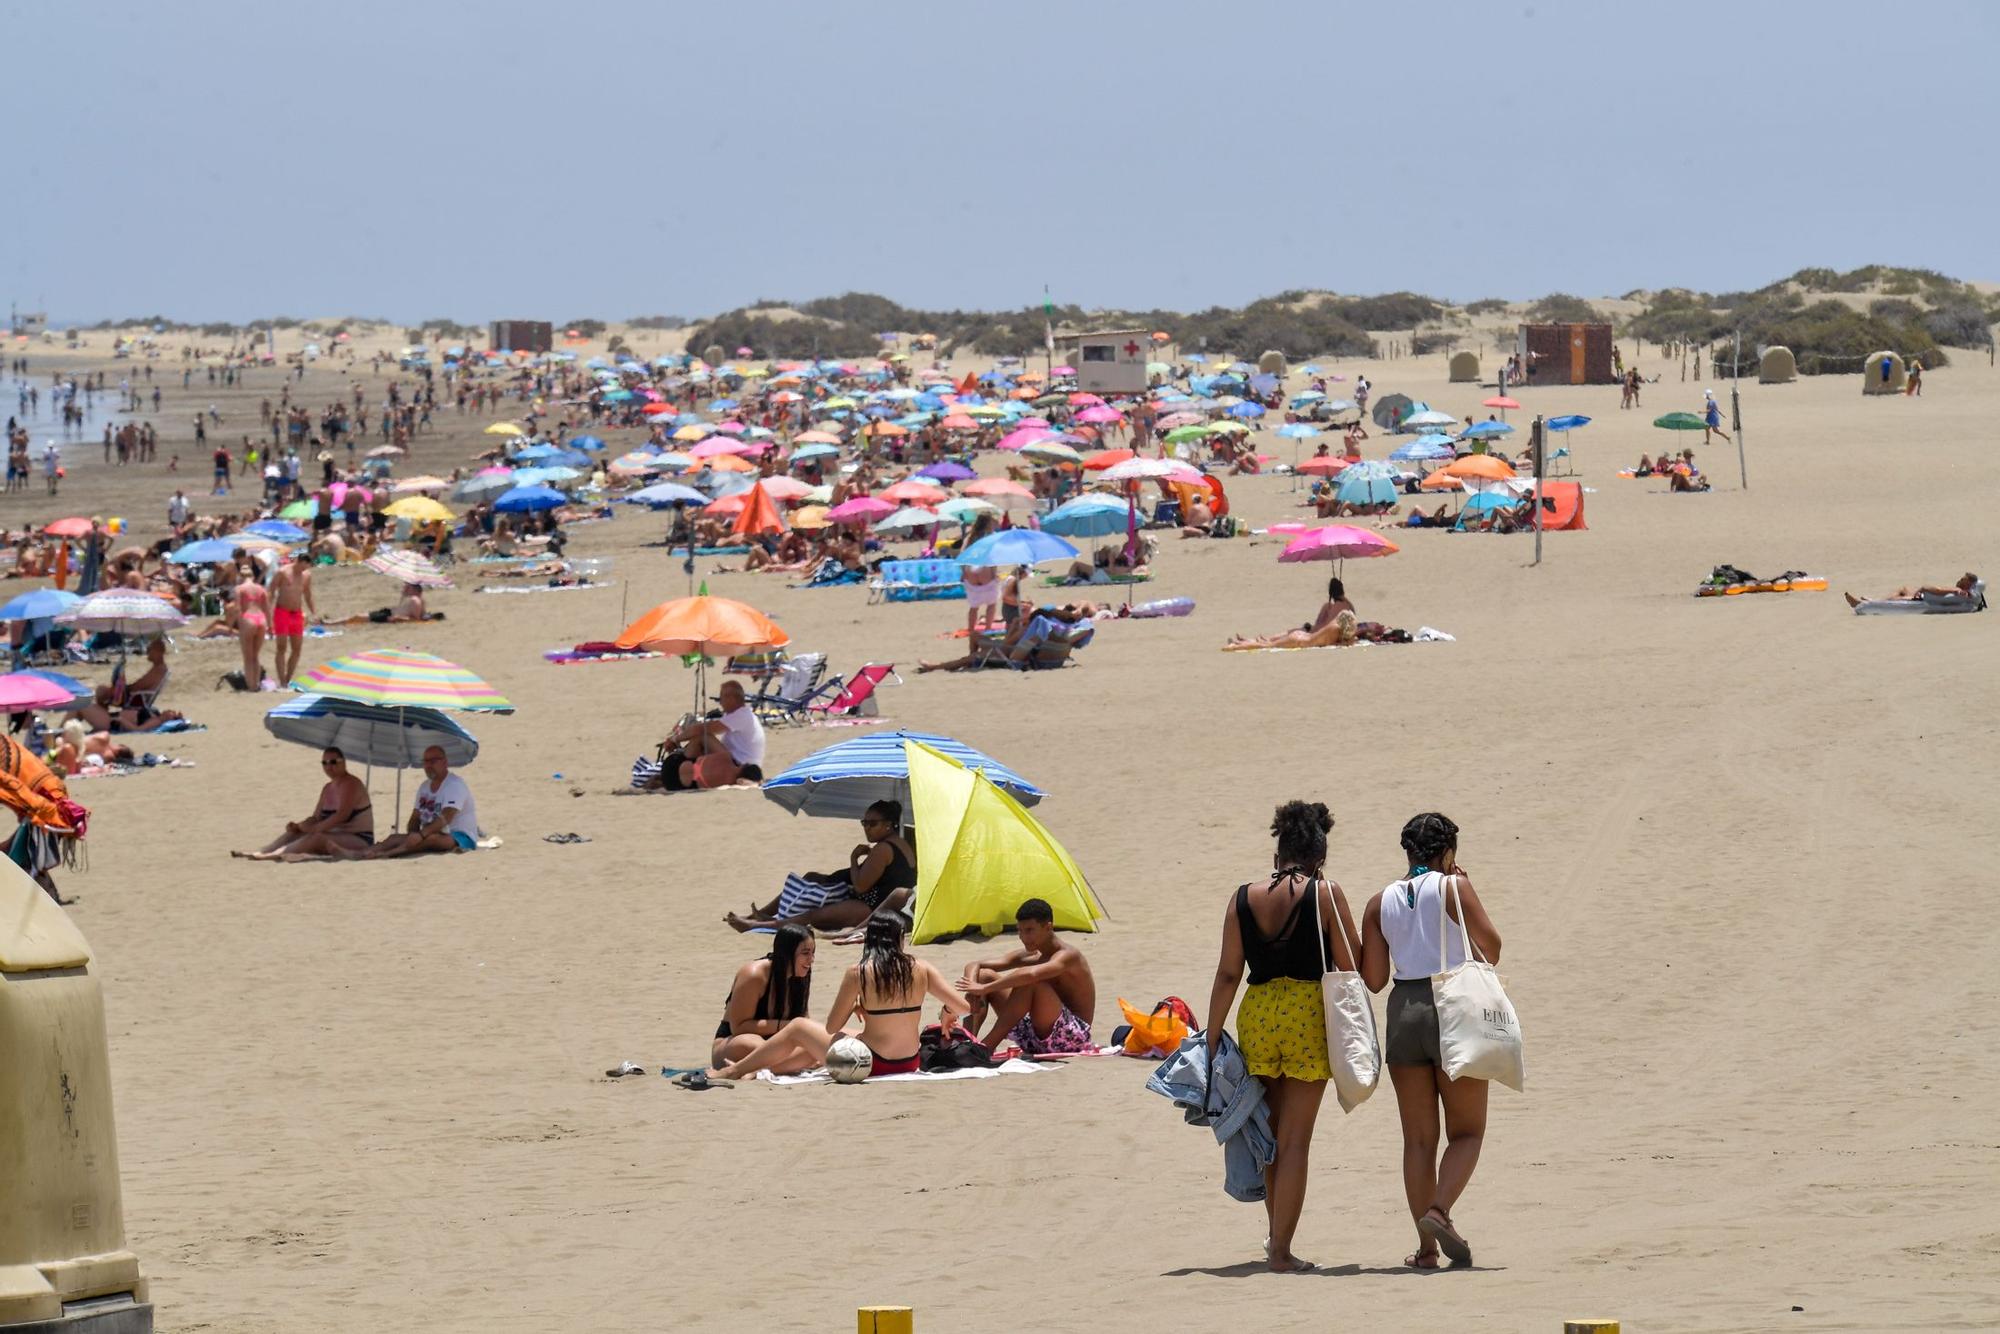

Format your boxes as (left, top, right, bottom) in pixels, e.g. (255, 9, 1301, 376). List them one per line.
(1146, 1031, 1275, 1202)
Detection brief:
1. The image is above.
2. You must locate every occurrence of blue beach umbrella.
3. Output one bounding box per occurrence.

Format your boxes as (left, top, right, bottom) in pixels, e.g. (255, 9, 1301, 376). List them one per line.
(565, 435, 606, 451)
(265, 694, 479, 769)
(1546, 415, 1592, 433)
(1040, 494, 1137, 539)
(1335, 473, 1401, 507)
(493, 485, 567, 513)
(761, 729, 1044, 820)
(1459, 420, 1515, 441)
(245, 520, 309, 542)
(0, 589, 82, 621)
(956, 528, 1080, 568)
(624, 482, 710, 508)
(166, 538, 246, 564)
(1276, 423, 1321, 440)
(1225, 402, 1266, 420)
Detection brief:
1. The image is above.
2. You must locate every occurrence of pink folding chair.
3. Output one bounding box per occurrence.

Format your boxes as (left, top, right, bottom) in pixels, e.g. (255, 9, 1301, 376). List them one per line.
(806, 664, 900, 722)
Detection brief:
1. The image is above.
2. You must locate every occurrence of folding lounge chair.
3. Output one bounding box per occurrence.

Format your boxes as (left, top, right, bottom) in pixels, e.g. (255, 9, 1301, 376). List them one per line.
(803, 664, 900, 721)
(969, 622, 1094, 670)
(749, 653, 828, 721)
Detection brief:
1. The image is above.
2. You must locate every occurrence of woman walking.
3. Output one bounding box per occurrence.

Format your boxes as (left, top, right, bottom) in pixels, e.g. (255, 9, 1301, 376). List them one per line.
(1360, 812, 1504, 1269)
(1204, 801, 1359, 1272)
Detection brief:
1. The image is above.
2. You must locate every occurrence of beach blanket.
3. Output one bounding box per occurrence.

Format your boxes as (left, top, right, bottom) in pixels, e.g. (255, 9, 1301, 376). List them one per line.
(1041, 571, 1153, 587)
(69, 757, 197, 780)
(748, 1057, 1052, 1086)
(545, 644, 668, 665)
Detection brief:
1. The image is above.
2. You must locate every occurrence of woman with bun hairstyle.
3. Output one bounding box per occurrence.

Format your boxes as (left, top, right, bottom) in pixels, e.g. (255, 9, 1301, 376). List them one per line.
(1205, 800, 1360, 1273)
(1360, 811, 1504, 1269)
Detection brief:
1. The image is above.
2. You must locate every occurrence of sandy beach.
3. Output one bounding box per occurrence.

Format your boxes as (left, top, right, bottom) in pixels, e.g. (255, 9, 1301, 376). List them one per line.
(6, 321, 1997, 1334)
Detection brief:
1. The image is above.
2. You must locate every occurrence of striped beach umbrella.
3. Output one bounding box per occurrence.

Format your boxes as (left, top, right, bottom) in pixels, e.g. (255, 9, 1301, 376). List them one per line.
(264, 694, 479, 768)
(295, 649, 512, 713)
(363, 550, 453, 589)
(761, 729, 1044, 821)
(55, 590, 189, 635)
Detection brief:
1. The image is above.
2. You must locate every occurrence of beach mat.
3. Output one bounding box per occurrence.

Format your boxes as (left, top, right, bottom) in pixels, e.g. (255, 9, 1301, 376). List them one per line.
(747, 1057, 1052, 1086)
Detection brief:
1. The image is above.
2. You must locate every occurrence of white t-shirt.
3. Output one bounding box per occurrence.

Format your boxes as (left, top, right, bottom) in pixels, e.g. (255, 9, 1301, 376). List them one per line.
(717, 705, 765, 767)
(412, 772, 478, 839)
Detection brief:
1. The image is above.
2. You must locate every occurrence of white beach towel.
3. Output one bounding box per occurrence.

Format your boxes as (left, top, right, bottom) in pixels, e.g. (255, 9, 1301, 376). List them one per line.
(754, 1058, 1051, 1086)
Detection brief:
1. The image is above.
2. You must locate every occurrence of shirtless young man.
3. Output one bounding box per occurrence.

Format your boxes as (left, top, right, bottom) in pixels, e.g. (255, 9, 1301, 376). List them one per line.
(270, 552, 316, 687)
(958, 898, 1097, 1055)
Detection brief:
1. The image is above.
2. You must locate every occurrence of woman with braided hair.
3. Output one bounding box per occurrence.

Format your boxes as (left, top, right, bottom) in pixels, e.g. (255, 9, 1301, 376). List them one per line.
(1360, 812, 1504, 1269)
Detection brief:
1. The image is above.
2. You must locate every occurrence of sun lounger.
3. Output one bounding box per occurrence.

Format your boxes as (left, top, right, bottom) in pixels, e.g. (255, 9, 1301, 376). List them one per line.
(1852, 581, 1986, 616)
(750, 653, 830, 723)
(870, 558, 965, 604)
(970, 622, 1094, 670)
(804, 664, 899, 721)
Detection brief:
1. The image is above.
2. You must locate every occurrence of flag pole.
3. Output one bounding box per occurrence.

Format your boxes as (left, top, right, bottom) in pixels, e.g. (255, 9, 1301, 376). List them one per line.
(1731, 329, 1749, 490)
(1531, 414, 1546, 567)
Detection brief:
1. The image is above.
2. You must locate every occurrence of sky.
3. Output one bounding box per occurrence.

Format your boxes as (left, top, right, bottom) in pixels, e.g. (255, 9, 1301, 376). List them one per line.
(9, 0, 1997, 325)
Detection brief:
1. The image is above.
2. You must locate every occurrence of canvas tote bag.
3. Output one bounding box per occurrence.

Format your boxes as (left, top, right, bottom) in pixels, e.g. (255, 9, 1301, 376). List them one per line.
(1314, 879, 1382, 1112)
(1430, 874, 1525, 1092)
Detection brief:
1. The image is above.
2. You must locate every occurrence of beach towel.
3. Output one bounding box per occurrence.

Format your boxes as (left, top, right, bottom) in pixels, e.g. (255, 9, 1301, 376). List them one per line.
(747, 1057, 1051, 1086)
(475, 580, 615, 595)
(545, 643, 668, 665)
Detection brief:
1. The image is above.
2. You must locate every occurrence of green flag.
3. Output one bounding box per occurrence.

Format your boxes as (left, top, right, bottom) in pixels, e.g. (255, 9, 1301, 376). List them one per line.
(698, 579, 709, 597)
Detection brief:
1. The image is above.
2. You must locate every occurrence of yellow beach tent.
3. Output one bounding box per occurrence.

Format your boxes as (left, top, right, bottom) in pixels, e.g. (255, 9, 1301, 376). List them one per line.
(906, 740, 1104, 944)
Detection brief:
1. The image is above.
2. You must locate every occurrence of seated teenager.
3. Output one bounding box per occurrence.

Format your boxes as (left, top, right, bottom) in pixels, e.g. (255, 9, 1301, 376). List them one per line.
(959, 898, 1098, 1055)
(687, 910, 969, 1085)
(714, 925, 818, 1071)
(230, 747, 374, 860)
(726, 800, 916, 933)
(322, 583, 442, 624)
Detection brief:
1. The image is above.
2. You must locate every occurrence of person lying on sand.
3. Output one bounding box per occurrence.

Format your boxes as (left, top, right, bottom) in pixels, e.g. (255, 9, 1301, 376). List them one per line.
(1392, 504, 1452, 530)
(1844, 572, 1980, 609)
(53, 720, 135, 775)
(726, 800, 916, 934)
(958, 898, 1097, 1055)
(230, 746, 374, 860)
(1226, 609, 1360, 651)
(320, 583, 443, 624)
(679, 910, 969, 1087)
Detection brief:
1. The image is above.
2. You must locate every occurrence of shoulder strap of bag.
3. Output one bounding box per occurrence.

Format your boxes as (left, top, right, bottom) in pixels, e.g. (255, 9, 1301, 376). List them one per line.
(1445, 873, 1488, 966)
(1312, 878, 1354, 977)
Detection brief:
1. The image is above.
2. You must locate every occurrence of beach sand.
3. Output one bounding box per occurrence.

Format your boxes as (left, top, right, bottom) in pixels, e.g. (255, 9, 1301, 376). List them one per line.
(14, 326, 1998, 1332)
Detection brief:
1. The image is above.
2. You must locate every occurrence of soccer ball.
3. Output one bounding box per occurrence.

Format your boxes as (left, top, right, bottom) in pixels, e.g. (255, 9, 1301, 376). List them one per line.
(825, 1037, 874, 1084)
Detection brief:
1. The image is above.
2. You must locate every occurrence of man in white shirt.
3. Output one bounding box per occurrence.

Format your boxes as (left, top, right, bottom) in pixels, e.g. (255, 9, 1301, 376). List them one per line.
(664, 678, 765, 788)
(363, 746, 480, 857)
(167, 489, 191, 529)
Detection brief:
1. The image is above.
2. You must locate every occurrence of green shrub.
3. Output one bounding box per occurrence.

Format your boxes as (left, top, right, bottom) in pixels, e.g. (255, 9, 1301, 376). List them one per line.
(1525, 293, 1602, 324)
(1923, 300, 1994, 349)
(1332, 291, 1443, 329)
(1465, 298, 1510, 315)
(628, 315, 687, 330)
(562, 319, 607, 339)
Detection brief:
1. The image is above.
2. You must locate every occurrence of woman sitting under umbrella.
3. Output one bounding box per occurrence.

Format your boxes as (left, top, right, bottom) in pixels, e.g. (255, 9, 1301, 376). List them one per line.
(725, 799, 916, 934)
(231, 747, 375, 862)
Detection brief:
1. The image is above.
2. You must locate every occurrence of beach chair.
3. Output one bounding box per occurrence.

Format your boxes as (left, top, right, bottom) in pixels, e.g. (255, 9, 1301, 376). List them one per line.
(869, 558, 965, 604)
(726, 649, 790, 682)
(748, 652, 827, 721)
(804, 664, 900, 722)
(971, 622, 1095, 670)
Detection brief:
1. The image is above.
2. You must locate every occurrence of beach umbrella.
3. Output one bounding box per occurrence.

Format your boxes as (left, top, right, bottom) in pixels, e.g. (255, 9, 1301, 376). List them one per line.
(1082, 448, 1137, 471)
(382, 496, 454, 523)
(754, 475, 815, 501)
(1459, 420, 1515, 441)
(688, 437, 753, 459)
(16, 669, 92, 703)
(1276, 424, 1321, 440)
(1041, 494, 1138, 539)
(1277, 525, 1399, 577)
(1099, 456, 1204, 485)
(916, 460, 977, 483)
(245, 520, 310, 541)
(1419, 472, 1465, 492)
(166, 538, 247, 565)
(1402, 409, 1460, 431)
(613, 593, 790, 704)
(511, 443, 563, 462)
(1371, 394, 1416, 429)
(936, 497, 999, 525)
(278, 500, 319, 520)
(0, 589, 81, 622)
(1163, 425, 1211, 446)
(872, 507, 940, 535)
(297, 649, 512, 712)
(567, 435, 605, 452)
(994, 427, 1053, 452)
(1226, 402, 1266, 420)
(493, 485, 567, 513)
(731, 483, 789, 540)
(1481, 396, 1522, 417)
(363, 549, 452, 589)
(825, 495, 896, 525)
(1440, 455, 1516, 482)
(790, 505, 831, 530)
(1546, 415, 1592, 432)
(57, 591, 189, 638)
(958, 528, 1079, 568)
(1390, 437, 1456, 463)
(1076, 405, 1124, 425)
(879, 479, 948, 505)
(1021, 441, 1082, 465)
(43, 517, 95, 539)
(265, 694, 479, 769)
(625, 481, 710, 508)
(1297, 456, 1350, 476)
(0, 672, 87, 712)
(1335, 472, 1401, 507)
(761, 728, 1044, 820)
(450, 473, 521, 504)
(1653, 412, 1706, 432)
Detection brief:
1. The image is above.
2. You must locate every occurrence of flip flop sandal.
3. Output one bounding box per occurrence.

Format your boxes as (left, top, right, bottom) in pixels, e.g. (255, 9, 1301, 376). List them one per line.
(1405, 1251, 1442, 1270)
(604, 1061, 646, 1078)
(671, 1070, 732, 1091)
(1418, 1208, 1471, 1265)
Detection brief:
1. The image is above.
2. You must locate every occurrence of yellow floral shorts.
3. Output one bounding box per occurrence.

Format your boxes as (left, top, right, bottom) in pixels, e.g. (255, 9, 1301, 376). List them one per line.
(1237, 977, 1330, 1081)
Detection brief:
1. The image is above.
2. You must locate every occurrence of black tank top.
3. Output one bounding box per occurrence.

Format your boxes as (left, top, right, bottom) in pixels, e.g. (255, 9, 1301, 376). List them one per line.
(1235, 871, 1332, 985)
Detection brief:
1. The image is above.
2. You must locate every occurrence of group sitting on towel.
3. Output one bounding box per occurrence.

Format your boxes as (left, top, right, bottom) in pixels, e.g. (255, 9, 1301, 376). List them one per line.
(726, 799, 917, 933)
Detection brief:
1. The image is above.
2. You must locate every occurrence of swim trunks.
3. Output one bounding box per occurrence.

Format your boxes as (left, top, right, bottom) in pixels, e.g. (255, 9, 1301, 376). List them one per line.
(272, 606, 306, 638)
(450, 831, 476, 851)
(1009, 1004, 1095, 1056)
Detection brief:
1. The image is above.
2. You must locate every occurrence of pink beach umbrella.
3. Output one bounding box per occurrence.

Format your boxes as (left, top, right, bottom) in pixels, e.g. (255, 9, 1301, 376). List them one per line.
(995, 427, 1054, 452)
(755, 475, 815, 501)
(1277, 524, 1400, 576)
(712, 420, 749, 435)
(825, 495, 896, 524)
(879, 479, 949, 504)
(1076, 405, 1125, 424)
(687, 438, 753, 459)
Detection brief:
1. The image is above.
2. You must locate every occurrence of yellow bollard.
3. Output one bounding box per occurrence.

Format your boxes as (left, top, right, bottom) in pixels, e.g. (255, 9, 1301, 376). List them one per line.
(1563, 1323, 1619, 1334)
(858, 1306, 913, 1334)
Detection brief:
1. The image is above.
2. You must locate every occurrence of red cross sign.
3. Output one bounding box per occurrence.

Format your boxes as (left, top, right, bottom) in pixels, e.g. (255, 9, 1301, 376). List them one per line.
(1123, 340, 1141, 357)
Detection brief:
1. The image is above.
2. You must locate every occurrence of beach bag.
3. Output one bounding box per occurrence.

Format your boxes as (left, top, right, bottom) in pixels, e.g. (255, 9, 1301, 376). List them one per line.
(1430, 875, 1525, 1092)
(1313, 881, 1381, 1112)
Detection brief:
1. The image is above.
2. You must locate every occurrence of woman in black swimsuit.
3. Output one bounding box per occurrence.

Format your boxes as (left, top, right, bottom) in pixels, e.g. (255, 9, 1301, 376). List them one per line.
(698, 911, 968, 1083)
(232, 746, 375, 861)
(713, 925, 816, 1070)
(726, 800, 917, 933)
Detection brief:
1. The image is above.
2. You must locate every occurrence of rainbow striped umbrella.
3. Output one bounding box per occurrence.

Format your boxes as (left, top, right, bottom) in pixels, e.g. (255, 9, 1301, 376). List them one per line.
(295, 649, 513, 713)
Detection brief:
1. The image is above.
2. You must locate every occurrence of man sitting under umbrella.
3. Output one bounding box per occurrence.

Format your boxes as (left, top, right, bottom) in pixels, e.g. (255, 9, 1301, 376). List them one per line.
(654, 679, 765, 788)
(357, 745, 481, 859)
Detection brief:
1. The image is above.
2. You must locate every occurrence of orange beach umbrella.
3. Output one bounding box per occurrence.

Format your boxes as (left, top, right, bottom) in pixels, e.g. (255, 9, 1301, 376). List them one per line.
(614, 595, 790, 656)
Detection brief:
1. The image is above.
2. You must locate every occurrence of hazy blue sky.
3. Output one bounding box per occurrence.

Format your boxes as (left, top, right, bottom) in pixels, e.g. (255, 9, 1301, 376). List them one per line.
(9, 0, 1995, 323)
